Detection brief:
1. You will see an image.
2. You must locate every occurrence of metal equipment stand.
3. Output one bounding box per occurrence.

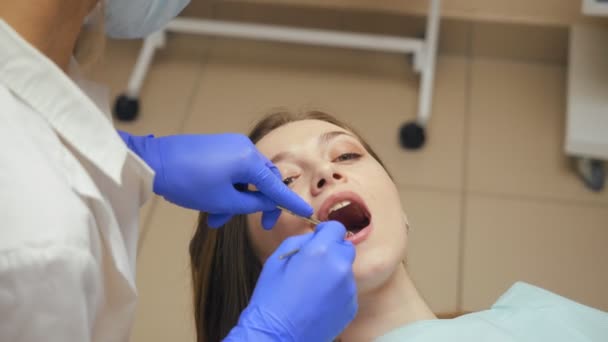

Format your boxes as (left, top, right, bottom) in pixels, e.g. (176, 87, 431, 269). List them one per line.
(114, 0, 441, 149)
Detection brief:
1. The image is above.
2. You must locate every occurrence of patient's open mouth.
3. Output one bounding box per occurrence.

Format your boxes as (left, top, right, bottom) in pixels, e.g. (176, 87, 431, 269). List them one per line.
(319, 191, 372, 245)
(328, 201, 370, 234)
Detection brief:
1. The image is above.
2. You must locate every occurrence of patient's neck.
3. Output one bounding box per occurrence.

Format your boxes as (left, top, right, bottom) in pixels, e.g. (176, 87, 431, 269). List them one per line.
(339, 265, 436, 342)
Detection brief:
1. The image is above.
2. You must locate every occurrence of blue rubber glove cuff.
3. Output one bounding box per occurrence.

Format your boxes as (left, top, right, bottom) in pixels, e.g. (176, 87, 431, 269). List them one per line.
(118, 130, 165, 195)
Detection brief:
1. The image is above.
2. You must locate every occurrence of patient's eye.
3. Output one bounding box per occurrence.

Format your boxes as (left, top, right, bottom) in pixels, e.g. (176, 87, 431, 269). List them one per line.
(283, 176, 297, 186)
(334, 153, 362, 162)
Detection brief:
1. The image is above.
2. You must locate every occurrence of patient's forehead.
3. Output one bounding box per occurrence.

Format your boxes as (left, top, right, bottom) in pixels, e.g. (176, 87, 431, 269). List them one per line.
(255, 119, 350, 157)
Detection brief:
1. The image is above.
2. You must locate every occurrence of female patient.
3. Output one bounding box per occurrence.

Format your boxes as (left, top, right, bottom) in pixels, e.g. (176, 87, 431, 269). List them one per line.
(189, 110, 608, 342)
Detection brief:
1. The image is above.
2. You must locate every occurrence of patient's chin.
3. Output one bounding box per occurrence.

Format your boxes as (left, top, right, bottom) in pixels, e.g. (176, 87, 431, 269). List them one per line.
(353, 249, 402, 294)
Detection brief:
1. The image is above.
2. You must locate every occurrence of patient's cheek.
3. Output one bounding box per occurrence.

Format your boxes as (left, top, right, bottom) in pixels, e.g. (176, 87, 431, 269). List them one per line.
(247, 212, 262, 230)
(247, 212, 312, 262)
(275, 215, 310, 238)
(266, 216, 311, 254)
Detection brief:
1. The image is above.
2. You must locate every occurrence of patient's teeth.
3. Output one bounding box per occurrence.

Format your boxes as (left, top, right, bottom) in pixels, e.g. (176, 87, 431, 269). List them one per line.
(346, 231, 355, 238)
(329, 200, 352, 214)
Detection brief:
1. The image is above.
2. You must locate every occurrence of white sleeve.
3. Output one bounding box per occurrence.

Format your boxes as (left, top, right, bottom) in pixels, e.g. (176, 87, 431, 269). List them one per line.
(0, 245, 102, 342)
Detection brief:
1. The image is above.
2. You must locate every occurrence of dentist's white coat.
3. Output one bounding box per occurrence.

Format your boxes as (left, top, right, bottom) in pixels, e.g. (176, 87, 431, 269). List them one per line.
(0, 20, 154, 342)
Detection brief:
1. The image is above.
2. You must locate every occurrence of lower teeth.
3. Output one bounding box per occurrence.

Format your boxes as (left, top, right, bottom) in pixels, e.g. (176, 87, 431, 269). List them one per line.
(346, 231, 355, 238)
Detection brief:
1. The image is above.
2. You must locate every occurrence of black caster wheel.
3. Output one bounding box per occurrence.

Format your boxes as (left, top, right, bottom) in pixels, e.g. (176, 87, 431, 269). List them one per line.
(113, 94, 140, 122)
(576, 158, 605, 192)
(399, 121, 426, 150)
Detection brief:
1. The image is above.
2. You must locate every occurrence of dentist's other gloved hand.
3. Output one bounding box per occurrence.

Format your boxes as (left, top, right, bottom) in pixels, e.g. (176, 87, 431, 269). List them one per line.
(225, 221, 358, 342)
(118, 131, 312, 228)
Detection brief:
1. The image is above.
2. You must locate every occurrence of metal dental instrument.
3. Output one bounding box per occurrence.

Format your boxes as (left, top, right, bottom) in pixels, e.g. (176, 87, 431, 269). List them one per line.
(276, 206, 322, 226)
(278, 248, 301, 260)
(276, 206, 322, 259)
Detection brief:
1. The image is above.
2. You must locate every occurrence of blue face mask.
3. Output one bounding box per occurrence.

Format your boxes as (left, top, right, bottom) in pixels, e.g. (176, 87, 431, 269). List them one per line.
(104, 0, 190, 38)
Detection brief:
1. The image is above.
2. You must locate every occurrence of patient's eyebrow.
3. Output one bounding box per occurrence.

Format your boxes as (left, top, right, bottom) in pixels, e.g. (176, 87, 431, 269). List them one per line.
(271, 151, 296, 165)
(270, 130, 354, 164)
(318, 131, 352, 146)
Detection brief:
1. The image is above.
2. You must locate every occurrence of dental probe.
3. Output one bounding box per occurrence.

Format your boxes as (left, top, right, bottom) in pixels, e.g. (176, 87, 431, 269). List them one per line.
(276, 206, 321, 259)
(276, 206, 322, 226)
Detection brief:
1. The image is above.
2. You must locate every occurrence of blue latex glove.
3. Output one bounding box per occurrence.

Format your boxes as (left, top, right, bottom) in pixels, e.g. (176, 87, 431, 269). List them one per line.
(224, 221, 358, 342)
(118, 131, 312, 228)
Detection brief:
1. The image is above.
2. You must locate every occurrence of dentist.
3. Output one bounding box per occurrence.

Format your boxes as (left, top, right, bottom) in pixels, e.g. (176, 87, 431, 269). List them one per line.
(0, 1, 356, 341)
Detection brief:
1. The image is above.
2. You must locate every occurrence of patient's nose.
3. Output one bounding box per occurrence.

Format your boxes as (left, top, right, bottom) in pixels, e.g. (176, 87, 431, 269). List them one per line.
(311, 166, 345, 195)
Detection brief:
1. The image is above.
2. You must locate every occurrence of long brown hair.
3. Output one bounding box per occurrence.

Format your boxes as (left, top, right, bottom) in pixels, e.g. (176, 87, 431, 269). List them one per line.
(189, 110, 387, 342)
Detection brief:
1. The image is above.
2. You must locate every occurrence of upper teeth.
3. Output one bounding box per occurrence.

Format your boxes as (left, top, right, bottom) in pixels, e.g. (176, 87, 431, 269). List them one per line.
(329, 200, 352, 214)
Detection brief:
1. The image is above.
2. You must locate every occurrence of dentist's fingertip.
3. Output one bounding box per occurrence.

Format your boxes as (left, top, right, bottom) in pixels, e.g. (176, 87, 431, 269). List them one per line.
(290, 197, 313, 217)
(261, 209, 281, 230)
(207, 213, 232, 228)
(313, 220, 347, 240)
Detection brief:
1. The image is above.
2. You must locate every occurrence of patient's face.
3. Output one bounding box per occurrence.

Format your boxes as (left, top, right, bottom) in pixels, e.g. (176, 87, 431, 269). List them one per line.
(247, 119, 408, 294)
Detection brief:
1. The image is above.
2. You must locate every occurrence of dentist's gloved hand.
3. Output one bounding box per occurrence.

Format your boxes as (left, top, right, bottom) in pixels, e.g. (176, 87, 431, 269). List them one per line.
(225, 221, 358, 342)
(118, 131, 312, 228)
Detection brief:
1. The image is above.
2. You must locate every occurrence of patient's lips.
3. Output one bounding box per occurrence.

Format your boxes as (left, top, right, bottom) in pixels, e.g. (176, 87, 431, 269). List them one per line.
(318, 191, 373, 245)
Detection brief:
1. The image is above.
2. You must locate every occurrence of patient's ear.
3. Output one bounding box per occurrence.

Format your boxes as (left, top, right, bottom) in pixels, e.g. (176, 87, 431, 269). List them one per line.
(401, 211, 410, 266)
(402, 211, 410, 233)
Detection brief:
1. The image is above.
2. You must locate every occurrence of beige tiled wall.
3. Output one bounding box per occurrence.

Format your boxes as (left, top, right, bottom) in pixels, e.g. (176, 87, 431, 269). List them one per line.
(188, 0, 608, 27)
(462, 196, 608, 311)
(87, 6, 608, 341)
